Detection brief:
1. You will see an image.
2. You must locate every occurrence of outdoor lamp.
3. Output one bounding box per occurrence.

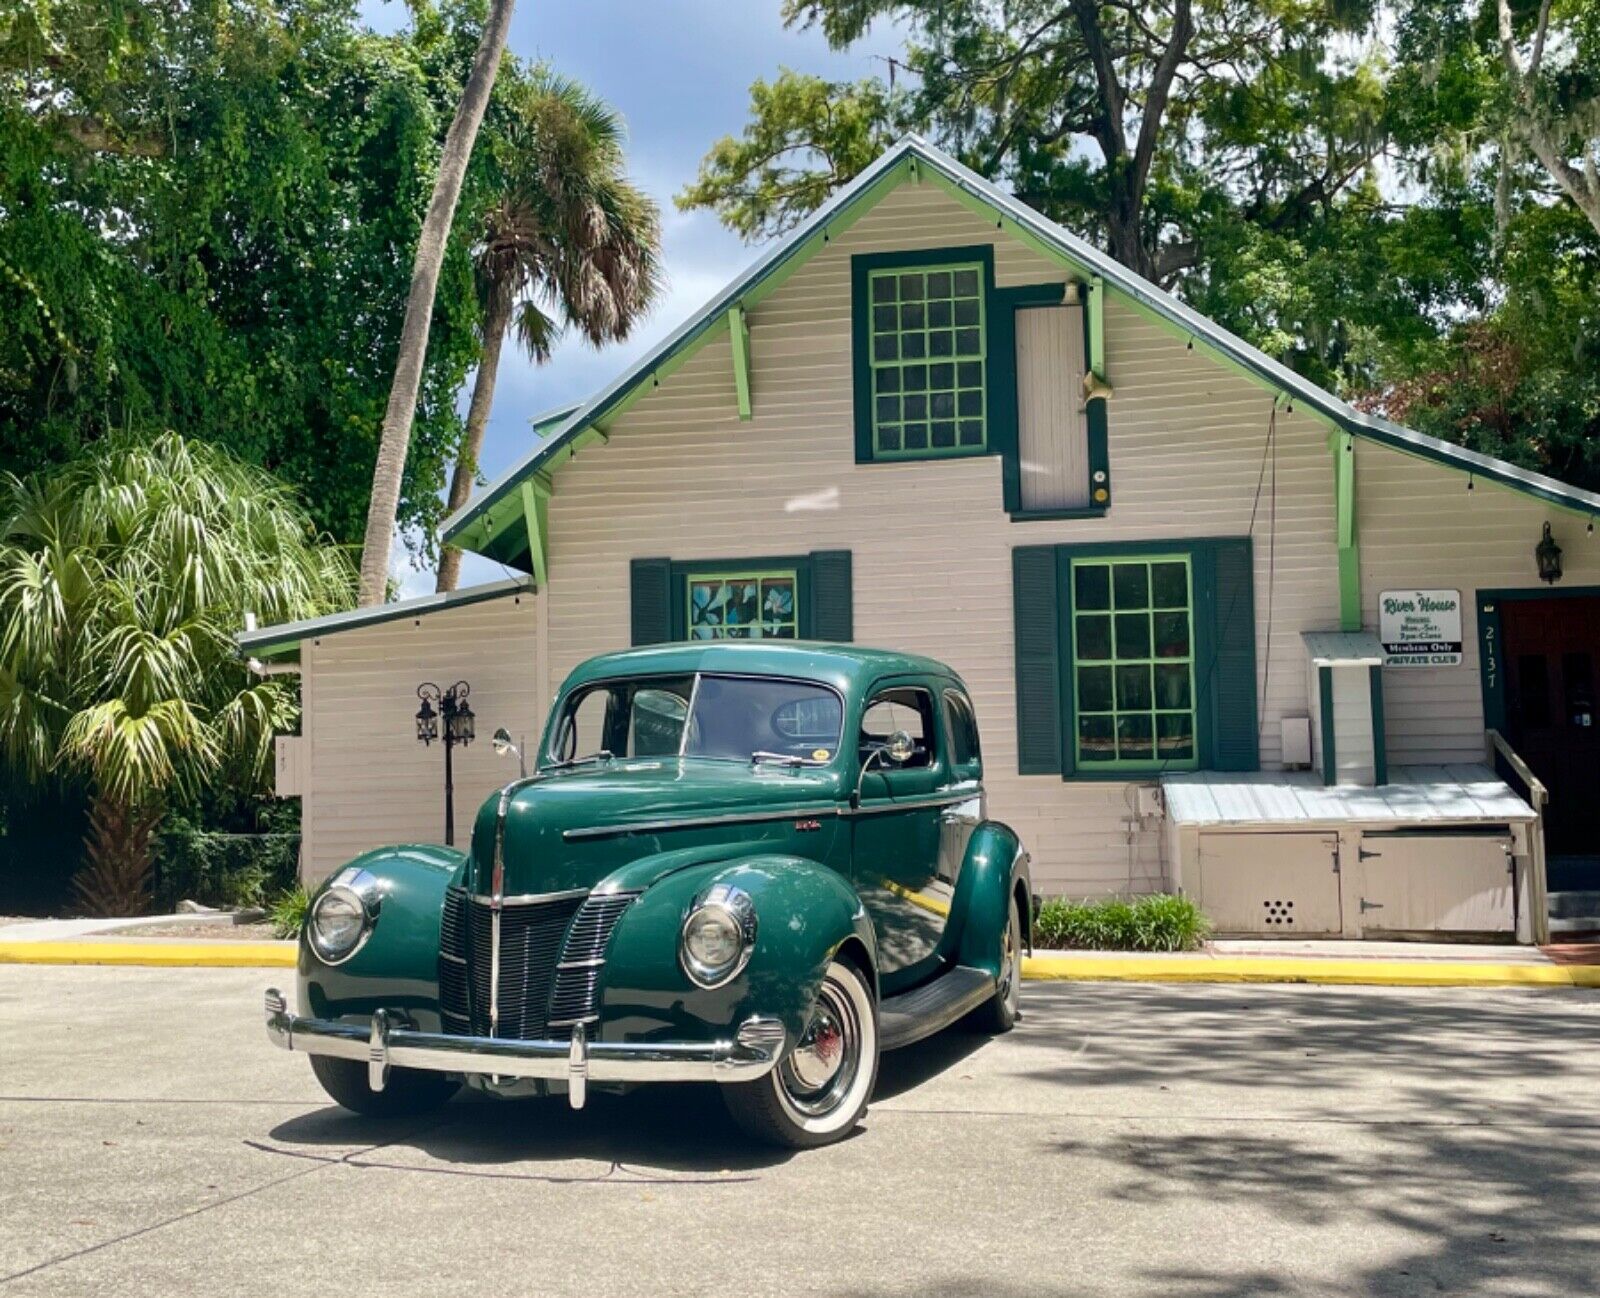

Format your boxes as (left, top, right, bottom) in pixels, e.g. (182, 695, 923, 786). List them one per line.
(447, 688, 475, 746)
(1536, 522, 1564, 584)
(414, 689, 438, 744)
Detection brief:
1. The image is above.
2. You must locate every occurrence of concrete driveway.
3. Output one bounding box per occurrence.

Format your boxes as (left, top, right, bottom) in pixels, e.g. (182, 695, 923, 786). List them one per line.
(1, 967, 1597, 1297)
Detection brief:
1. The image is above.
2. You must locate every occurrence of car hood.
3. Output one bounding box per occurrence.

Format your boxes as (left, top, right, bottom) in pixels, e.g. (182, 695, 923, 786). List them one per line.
(465, 757, 845, 897)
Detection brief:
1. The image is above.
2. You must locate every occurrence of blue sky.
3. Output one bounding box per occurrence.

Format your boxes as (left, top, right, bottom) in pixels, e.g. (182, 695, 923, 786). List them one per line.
(362, 1, 902, 593)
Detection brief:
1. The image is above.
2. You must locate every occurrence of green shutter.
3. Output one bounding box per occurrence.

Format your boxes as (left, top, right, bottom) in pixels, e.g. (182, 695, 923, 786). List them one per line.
(1013, 545, 1063, 774)
(629, 558, 672, 645)
(809, 550, 853, 642)
(1206, 538, 1259, 771)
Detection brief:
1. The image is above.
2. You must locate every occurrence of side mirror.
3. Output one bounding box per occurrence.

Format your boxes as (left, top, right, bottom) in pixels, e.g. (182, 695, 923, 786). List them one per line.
(884, 729, 916, 765)
(492, 727, 526, 778)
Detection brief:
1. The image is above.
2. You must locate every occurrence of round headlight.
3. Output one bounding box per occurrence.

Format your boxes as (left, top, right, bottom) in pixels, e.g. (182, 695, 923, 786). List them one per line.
(308, 886, 370, 964)
(680, 886, 756, 988)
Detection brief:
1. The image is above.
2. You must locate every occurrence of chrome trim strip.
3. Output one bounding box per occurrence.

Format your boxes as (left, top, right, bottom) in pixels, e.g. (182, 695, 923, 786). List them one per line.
(546, 1012, 600, 1028)
(467, 887, 592, 907)
(265, 989, 784, 1107)
(563, 805, 842, 841)
(556, 956, 606, 970)
(677, 672, 702, 758)
(844, 792, 975, 817)
(439, 951, 466, 965)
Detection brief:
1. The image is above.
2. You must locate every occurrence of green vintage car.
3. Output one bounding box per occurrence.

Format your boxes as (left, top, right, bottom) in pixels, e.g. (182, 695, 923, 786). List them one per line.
(265, 642, 1031, 1147)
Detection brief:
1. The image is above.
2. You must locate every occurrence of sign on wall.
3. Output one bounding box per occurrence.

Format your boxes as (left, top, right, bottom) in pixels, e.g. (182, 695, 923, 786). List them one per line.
(1380, 590, 1464, 667)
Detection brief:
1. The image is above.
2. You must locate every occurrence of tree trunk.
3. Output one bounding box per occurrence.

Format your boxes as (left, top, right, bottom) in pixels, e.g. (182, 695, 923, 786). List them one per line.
(436, 289, 514, 593)
(72, 793, 161, 917)
(356, 0, 519, 607)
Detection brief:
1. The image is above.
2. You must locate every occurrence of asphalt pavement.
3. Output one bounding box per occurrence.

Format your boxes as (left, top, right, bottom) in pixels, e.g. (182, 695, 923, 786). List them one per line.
(2, 965, 1598, 1297)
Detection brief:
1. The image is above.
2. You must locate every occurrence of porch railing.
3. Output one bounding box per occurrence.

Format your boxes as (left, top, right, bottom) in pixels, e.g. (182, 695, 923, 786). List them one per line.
(1486, 729, 1551, 945)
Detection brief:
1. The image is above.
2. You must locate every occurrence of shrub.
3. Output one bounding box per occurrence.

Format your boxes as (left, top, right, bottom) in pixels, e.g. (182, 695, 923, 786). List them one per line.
(269, 886, 310, 940)
(1034, 893, 1209, 952)
(152, 821, 300, 912)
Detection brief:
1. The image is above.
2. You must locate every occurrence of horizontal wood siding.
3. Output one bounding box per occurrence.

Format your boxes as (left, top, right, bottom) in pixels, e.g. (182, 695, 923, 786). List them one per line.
(299, 593, 541, 882)
(1357, 442, 1600, 766)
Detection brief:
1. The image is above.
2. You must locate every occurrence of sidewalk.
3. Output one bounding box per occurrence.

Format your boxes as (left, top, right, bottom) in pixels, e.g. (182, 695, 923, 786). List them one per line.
(3, 917, 1599, 985)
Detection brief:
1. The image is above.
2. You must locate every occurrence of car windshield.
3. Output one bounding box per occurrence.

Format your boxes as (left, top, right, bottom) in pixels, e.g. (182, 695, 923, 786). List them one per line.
(547, 673, 844, 766)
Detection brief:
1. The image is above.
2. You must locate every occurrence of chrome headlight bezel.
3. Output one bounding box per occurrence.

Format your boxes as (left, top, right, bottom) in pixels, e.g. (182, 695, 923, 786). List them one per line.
(679, 884, 757, 989)
(307, 870, 381, 965)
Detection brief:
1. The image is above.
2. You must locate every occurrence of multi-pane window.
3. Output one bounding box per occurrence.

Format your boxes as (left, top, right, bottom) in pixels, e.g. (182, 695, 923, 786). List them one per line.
(867, 263, 986, 458)
(686, 570, 798, 639)
(1071, 556, 1197, 769)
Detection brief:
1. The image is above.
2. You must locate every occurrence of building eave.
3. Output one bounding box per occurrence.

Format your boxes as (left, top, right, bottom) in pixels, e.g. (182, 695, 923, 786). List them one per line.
(237, 576, 536, 662)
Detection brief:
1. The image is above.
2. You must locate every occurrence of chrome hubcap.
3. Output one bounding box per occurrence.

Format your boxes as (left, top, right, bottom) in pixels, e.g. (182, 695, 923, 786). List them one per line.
(778, 979, 861, 1118)
(999, 910, 1020, 1008)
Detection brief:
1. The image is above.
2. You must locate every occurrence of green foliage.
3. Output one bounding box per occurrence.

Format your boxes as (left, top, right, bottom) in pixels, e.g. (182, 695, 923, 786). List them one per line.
(1035, 894, 1210, 952)
(152, 798, 301, 911)
(0, 431, 355, 808)
(270, 884, 311, 940)
(0, 0, 491, 549)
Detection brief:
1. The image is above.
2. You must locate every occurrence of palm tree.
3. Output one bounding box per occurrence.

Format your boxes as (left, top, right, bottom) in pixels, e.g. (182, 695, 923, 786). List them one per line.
(0, 432, 355, 914)
(357, 0, 518, 606)
(435, 73, 662, 593)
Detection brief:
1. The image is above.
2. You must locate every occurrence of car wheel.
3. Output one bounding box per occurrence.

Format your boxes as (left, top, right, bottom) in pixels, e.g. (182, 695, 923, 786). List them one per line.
(721, 956, 878, 1149)
(309, 1054, 458, 1117)
(968, 895, 1023, 1033)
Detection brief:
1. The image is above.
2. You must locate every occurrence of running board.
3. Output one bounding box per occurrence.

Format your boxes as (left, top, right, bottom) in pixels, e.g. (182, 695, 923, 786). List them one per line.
(880, 965, 994, 1051)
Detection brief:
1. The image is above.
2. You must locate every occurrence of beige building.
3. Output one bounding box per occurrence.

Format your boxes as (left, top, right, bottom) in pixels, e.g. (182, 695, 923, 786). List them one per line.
(243, 138, 1600, 943)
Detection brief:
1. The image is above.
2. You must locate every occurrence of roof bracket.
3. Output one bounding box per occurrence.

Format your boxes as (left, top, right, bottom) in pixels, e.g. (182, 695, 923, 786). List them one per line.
(728, 305, 752, 421)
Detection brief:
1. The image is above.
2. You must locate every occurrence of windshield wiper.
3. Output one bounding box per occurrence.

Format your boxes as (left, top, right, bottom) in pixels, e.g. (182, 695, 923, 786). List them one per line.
(544, 750, 614, 772)
(750, 751, 828, 768)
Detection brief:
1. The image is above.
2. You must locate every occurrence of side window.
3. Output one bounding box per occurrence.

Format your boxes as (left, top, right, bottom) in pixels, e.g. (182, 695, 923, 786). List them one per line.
(944, 689, 982, 772)
(551, 685, 616, 762)
(859, 687, 938, 769)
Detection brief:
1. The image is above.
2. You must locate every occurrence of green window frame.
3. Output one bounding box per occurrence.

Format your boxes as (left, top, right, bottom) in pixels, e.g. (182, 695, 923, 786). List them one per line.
(852, 245, 996, 464)
(866, 262, 987, 458)
(1068, 554, 1198, 771)
(684, 568, 799, 640)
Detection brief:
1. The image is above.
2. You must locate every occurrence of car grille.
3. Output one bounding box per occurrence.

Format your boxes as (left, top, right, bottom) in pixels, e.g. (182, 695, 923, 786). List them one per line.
(436, 885, 638, 1040)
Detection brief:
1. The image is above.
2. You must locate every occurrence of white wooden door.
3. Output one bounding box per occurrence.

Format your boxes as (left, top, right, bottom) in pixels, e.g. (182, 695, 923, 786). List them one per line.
(1016, 305, 1089, 510)
(1196, 832, 1343, 936)
(1354, 834, 1515, 934)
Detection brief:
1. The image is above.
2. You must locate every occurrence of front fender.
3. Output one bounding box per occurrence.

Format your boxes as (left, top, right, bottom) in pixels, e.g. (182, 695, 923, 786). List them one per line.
(297, 843, 465, 1027)
(944, 821, 1030, 979)
(599, 854, 875, 1046)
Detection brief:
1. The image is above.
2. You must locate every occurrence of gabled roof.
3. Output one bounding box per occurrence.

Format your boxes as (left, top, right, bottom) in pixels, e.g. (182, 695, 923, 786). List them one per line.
(238, 575, 534, 662)
(442, 135, 1600, 572)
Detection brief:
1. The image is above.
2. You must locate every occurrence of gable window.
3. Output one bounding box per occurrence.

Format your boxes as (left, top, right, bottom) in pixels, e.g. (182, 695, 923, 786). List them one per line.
(1012, 539, 1258, 779)
(1070, 556, 1196, 769)
(852, 245, 995, 464)
(686, 569, 798, 639)
(868, 264, 986, 458)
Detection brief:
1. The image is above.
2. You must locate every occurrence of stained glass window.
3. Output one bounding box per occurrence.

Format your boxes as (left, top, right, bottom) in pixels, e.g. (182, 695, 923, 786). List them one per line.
(867, 263, 986, 458)
(1071, 555, 1197, 770)
(686, 570, 798, 639)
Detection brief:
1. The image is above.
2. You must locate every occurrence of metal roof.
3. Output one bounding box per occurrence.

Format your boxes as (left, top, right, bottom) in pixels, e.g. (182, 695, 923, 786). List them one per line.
(1162, 766, 1536, 826)
(238, 575, 534, 661)
(441, 134, 1600, 572)
(1302, 631, 1385, 666)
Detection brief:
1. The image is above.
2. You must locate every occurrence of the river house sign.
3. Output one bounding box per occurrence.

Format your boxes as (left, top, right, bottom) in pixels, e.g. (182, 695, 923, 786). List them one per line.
(1380, 590, 1464, 667)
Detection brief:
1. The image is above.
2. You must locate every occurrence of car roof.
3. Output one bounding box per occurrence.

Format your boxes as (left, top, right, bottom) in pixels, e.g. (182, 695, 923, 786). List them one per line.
(560, 641, 965, 697)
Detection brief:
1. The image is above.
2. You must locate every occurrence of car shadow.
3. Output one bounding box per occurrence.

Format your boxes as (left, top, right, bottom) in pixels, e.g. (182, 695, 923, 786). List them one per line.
(260, 1022, 993, 1175)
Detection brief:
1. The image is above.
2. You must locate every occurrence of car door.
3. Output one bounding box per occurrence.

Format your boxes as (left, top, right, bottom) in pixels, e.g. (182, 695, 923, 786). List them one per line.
(935, 684, 985, 897)
(849, 679, 950, 990)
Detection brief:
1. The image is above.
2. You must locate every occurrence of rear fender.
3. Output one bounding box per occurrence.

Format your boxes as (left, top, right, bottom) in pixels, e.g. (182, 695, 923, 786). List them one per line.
(600, 854, 875, 1045)
(942, 821, 1030, 979)
(297, 843, 467, 1027)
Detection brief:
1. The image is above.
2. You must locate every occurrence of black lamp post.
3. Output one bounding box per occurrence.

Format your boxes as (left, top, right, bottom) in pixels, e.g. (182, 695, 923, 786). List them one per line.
(416, 681, 474, 845)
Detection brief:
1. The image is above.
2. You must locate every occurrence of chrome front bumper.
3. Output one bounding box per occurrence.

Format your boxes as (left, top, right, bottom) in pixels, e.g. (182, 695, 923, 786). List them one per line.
(264, 989, 785, 1110)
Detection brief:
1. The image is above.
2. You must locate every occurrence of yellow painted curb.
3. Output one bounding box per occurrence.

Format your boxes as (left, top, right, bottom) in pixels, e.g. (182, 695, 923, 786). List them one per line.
(1022, 954, 1600, 989)
(0, 941, 296, 969)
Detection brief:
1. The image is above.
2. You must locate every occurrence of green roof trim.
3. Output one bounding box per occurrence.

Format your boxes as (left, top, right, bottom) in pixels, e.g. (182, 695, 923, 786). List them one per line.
(441, 136, 1600, 573)
(237, 576, 535, 662)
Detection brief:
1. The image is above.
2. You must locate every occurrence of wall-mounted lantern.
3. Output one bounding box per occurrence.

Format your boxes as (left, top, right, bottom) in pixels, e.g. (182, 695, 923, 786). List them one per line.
(416, 681, 473, 845)
(1536, 522, 1564, 585)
